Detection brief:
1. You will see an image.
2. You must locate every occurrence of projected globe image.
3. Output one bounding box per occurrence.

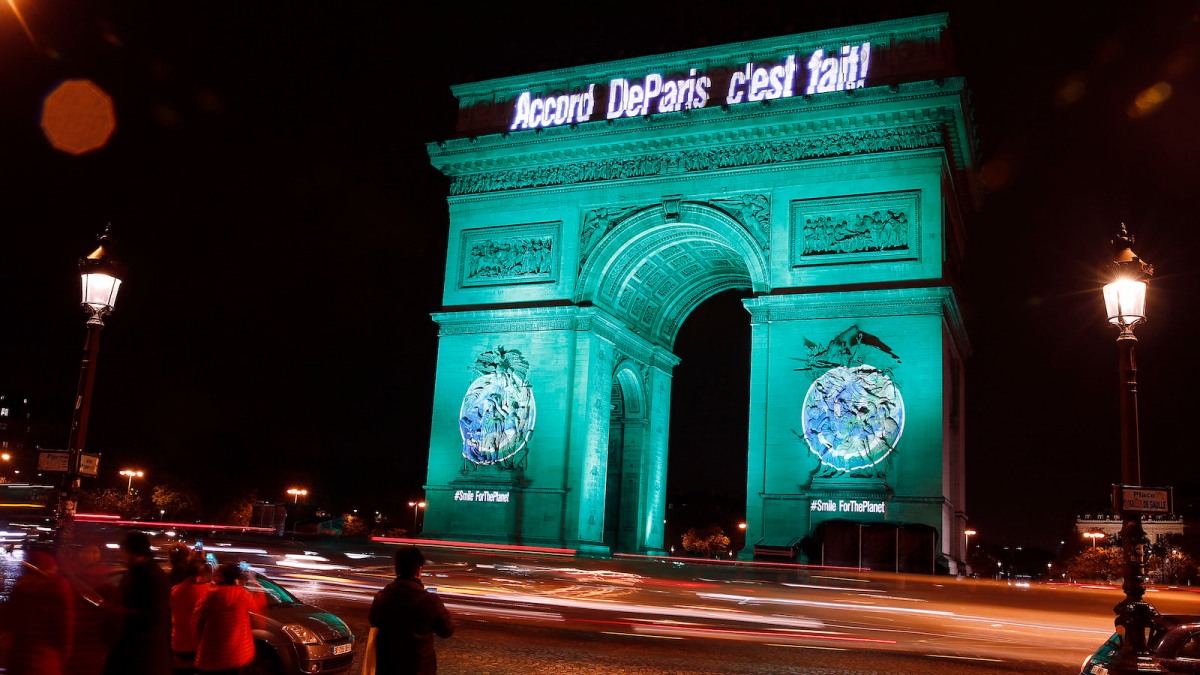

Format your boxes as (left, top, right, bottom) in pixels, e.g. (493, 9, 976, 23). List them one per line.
(801, 365, 904, 472)
(459, 372, 536, 465)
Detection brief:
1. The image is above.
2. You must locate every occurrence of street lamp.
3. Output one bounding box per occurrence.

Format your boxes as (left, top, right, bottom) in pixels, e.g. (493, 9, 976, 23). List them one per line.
(119, 469, 144, 495)
(408, 500, 425, 535)
(58, 225, 126, 539)
(1084, 531, 1106, 548)
(287, 488, 308, 504)
(964, 529, 977, 573)
(1101, 224, 1158, 671)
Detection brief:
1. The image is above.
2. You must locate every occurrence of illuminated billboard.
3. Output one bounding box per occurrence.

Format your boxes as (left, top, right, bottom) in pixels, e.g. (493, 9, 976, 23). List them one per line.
(511, 44, 870, 131)
(452, 20, 955, 137)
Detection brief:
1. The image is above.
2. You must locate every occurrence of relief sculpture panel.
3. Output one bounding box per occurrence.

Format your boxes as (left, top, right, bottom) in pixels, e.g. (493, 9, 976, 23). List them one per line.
(461, 222, 558, 287)
(791, 191, 919, 267)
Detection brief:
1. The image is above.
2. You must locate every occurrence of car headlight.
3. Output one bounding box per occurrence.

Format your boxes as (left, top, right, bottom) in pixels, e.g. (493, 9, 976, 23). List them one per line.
(281, 623, 321, 645)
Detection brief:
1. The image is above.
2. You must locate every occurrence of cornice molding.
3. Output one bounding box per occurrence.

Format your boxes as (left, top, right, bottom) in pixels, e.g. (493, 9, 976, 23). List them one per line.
(440, 119, 952, 196)
(744, 287, 956, 322)
(429, 80, 972, 194)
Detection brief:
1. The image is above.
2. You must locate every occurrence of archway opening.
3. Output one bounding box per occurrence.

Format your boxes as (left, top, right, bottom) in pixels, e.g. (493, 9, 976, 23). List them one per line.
(666, 288, 751, 555)
(605, 381, 626, 552)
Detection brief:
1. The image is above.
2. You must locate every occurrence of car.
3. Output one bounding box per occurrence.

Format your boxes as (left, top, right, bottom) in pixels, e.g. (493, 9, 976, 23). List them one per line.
(1080, 614, 1200, 674)
(238, 570, 357, 675)
(0, 484, 59, 549)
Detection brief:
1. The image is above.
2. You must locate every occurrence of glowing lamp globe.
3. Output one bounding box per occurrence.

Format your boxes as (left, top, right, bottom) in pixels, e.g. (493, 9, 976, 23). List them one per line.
(79, 226, 126, 318)
(1103, 278, 1147, 328)
(1103, 224, 1152, 332)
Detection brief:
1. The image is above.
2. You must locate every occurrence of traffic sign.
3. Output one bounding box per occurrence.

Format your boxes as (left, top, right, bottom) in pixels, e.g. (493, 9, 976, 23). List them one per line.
(38, 450, 69, 472)
(79, 453, 100, 477)
(1114, 485, 1173, 514)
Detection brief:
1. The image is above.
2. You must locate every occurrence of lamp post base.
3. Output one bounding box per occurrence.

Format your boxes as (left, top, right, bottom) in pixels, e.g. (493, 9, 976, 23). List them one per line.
(1109, 600, 1165, 673)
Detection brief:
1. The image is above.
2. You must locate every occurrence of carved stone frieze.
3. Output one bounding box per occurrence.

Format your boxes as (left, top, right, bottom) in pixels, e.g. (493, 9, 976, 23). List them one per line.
(448, 123, 946, 196)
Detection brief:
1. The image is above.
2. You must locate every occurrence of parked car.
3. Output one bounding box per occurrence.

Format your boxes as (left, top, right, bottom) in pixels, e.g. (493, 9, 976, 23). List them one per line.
(1080, 614, 1200, 674)
(240, 570, 357, 675)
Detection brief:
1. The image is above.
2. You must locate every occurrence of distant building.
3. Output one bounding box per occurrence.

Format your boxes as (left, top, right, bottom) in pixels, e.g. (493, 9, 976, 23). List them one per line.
(0, 393, 35, 482)
(1076, 512, 1184, 545)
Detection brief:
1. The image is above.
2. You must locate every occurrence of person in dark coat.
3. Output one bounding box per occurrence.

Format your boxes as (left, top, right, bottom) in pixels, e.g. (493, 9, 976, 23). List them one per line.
(368, 546, 455, 674)
(167, 544, 199, 587)
(103, 530, 172, 675)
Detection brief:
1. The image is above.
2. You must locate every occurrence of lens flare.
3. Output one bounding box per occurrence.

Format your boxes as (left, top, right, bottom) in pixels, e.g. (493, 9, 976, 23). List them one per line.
(41, 80, 117, 155)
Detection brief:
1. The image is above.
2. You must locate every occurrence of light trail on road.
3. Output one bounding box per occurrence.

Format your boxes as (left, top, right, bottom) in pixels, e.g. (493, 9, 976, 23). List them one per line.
(27, 525, 1141, 672)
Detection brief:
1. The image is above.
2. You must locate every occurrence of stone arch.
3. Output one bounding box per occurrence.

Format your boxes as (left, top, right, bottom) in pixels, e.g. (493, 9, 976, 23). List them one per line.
(605, 360, 648, 552)
(576, 202, 769, 347)
(423, 15, 973, 566)
(612, 361, 646, 420)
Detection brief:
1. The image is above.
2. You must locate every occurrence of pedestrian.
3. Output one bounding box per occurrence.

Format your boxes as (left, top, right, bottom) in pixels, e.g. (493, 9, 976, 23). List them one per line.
(103, 530, 172, 675)
(168, 544, 199, 587)
(3, 546, 76, 675)
(170, 560, 213, 675)
(192, 562, 262, 674)
(65, 543, 119, 675)
(368, 545, 455, 674)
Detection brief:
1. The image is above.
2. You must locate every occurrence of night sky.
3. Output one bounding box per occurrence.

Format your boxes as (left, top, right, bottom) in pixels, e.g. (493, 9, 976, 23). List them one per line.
(2, 1, 1198, 551)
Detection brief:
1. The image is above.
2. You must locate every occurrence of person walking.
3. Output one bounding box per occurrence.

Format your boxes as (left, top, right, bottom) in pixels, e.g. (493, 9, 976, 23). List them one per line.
(4, 546, 76, 675)
(368, 546, 455, 674)
(65, 543, 119, 675)
(192, 562, 260, 674)
(103, 530, 172, 675)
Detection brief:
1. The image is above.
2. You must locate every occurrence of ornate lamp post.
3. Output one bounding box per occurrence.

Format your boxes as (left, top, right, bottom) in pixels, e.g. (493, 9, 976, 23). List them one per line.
(1084, 531, 1106, 548)
(288, 488, 308, 504)
(58, 225, 126, 539)
(1102, 224, 1160, 673)
(408, 500, 425, 535)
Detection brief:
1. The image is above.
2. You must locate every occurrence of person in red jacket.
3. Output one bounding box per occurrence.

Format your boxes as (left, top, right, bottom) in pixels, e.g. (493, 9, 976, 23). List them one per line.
(170, 558, 212, 675)
(368, 546, 455, 674)
(192, 562, 262, 674)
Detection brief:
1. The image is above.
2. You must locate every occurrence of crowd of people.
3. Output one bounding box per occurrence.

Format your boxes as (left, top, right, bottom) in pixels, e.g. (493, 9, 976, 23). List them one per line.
(0, 531, 269, 675)
(0, 536, 458, 675)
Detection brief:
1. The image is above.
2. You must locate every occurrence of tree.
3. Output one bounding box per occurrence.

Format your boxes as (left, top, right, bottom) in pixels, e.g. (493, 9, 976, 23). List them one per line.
(217, 492, 258, 526)
(1149, 547, 1198, 586)
(340, 513, 369, 538)
(682, 524, 731, 558)
(1065, 546, 1125, 583)
(78, 487, 135, 518)
(370, 512, 405, 538)
(151, 484, 200, 522)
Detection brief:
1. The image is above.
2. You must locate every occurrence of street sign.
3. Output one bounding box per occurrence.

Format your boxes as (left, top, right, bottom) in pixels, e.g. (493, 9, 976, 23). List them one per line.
(38, 450, 69, 472)
(79, 453, 100, 478)
(1114, 485, 1173, 514)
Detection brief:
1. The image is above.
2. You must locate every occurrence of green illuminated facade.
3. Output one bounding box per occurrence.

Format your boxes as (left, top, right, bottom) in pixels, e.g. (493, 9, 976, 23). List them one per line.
(423, 14, 975, 571)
